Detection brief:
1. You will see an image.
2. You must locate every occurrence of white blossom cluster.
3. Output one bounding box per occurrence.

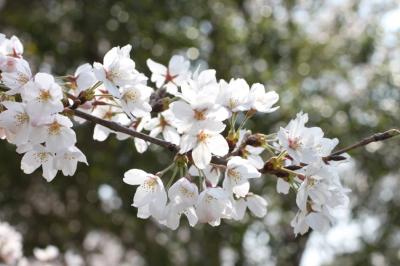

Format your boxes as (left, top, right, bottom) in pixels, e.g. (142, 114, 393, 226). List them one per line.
(0, 34, 87, 182)
(0, 33, 350, 235)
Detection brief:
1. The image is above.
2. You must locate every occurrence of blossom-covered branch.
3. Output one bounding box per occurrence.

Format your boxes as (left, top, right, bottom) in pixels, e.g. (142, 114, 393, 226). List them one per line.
(0, 33, 398, 235)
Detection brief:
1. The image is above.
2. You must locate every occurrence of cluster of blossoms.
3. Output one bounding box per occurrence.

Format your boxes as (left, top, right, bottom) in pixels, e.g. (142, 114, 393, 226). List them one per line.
(0, 34, 87, 181)
(0, 33, 350, 235)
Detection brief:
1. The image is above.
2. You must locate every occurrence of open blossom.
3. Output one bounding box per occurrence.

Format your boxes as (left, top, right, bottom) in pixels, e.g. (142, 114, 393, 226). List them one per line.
(0, 221, 23, 265)
(247, 83, 279, 113)
(1, 58, 32, 95)
(217, 78, 250, 114)
(278, 112, 324, 163)
(233, 193, 268, 220)
(162, 178, 199, 229)
(223, 156, 261, 197)
(119, 84, 153, 118)
(0, 35, 23, 57)
(291, 163, 350, 235)
(92, 104, 131, 142)
(37, 114, 77, 153)
(144, 110, 180, 145)
(179, 121, 229, 169)
(55, 146, 87, 176)
(68, 63, 97, 96)
(93, 45, 141, 98)
(147, 55, 191, 95)
(123, 169, 167, 220)
(22, 73, 64, 124)
(196, 187, 233, 226)
(20, 145, 57, 182)
(0, 101, 35, 145)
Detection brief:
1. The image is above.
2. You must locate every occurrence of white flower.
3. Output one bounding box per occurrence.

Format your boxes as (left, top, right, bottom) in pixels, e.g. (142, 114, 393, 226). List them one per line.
(93, 45, 140, 97)
(291, 210, 331, 236)
(296, 163, 349, 211)
(20, 145, 57, 182)
(195, 187, 233, 226)
(55, 146, 88, 176)
(247, 83, 279, 113)
(92, 105, 131, 142)
(39, 114, 77, 153)
(162, 178, 199, 229)
(123, 169, 167, 220)
(147, 55, 191, 95)
(179, 121, 229, 169)
(0, 222, 23, 265)
(0, 101, 36, 145)
(144, 110, 180, 145)
(277, 112, 324, 164)
(0, 35, 23, 57)
(223, 156, 261, 197)
(69, 63, 97, 96)
(168, 178, 198, 207)
(234, 193, 268, 220)
(119, 84, 153, 118)
(1, 58, 32, 95)
(33, 245, 59, 262)
(188, 164, 221, 187)
(169, 69, 228, 132)
(217, 78, 250, 114)
(22, 73, 64, 125)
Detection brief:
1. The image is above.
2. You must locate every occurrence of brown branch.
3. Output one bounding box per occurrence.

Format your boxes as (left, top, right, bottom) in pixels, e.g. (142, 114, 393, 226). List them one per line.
(69, 108, 178, 151)
(324, 129, 400, 160)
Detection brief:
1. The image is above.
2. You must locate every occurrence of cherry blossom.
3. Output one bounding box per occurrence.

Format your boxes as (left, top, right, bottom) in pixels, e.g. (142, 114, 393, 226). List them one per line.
(144, 110, 180, 145)
(147, 55, 191, 95)
(223, 156, 261, 197)
(22, 73, 64, 125)
(93, 45, 141, 97)
(123, 169, 167, 220)
(179, 121, 229, 169)
(247, 83, 279, 113)
(0, 33, 363, 235)
(20, 145, 57, 182)
(195, 187, 233, 226)
(233, 193, 268, 220)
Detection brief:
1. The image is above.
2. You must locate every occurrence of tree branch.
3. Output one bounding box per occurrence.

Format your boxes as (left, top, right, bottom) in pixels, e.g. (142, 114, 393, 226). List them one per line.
(324, 129, 400, 160)
(69, 108, 178, 151)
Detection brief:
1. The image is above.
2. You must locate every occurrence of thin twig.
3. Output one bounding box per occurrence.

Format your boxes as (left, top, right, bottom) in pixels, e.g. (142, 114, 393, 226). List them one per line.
(325, 129, 400, 160)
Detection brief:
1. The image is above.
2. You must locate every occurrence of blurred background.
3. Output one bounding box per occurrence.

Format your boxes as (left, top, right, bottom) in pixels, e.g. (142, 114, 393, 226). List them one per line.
(0, 0, 399, 265)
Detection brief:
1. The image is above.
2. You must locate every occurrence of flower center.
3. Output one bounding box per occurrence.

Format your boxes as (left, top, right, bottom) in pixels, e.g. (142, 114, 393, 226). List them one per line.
(227, 168, 241, 183)
(122, 90, 139, 103)
(35, 152, 49, 163)
(14, 112, 29, 126)
(288, 138, 301, 150)
(106, 69, 120, 82)
(17, 73, 29, 85)
(37, 90, 52, 102)
(197, 131, 209, 143)
(143, 177, 157, 192)
(179, 186, 195, 198)
(193, 109, 206, 121)
(48, 121, 62, 136)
